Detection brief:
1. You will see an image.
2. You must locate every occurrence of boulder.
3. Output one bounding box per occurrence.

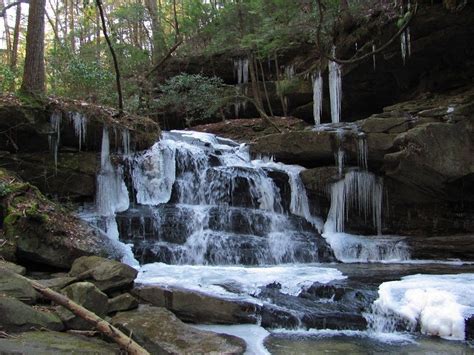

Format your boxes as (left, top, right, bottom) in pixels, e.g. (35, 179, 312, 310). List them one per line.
(58, 282, 109, 330)
(132, 285, 259, 324)
(0, 331, 119, 354)
(37, 276, 77, 291)
(0, 271, 37, 304)
(69, 256, 138, 293)
(0, 296, 64, 332)
(0, 169, 123, 269)
(112, 305, 246, 354)
(0, 260, 26, 275)
(108, 293, 139, 314)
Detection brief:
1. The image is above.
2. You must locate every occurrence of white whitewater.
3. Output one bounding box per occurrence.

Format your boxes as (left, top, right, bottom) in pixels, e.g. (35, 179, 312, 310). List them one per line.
(328, 46, 342, 123)
(313, 71, 323, 125)
(367, 274, 474, 340)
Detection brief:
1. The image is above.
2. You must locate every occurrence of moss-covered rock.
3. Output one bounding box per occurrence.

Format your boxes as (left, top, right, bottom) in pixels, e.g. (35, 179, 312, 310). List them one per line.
(0, 169, 122, 268)
(112, 305, 246, 354)
(69, 256, 138, 293)
(108, 293, 139, 314)
(0, 270, 38, 304)
(0, 296, 64, 332)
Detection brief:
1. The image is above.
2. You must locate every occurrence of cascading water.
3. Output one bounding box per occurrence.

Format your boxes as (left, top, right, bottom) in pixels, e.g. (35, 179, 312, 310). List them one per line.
(123, 130, 332, 265)
(313, 71, 323, 126)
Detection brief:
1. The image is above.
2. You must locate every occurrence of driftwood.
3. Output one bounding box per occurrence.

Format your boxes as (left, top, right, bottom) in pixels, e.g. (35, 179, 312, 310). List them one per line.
(0, 267, 150, 355)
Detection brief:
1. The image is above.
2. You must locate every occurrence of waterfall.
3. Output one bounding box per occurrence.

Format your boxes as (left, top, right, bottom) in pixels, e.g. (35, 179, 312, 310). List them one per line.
(313, 71, 323, 125)
(357, 135, 368, 170)
(49, 110, 62, 168)
(328, 47, 342, 123)
(372, 44, 377, 71)
(69, 112, 87, 151)
(120, 130, 333, 265)
(121, 128, 131, 156)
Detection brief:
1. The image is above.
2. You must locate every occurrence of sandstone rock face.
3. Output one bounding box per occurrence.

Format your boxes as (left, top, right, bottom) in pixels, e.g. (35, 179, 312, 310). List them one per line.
(112, 305, 246, 354)
(0, 296, 64, 332)
(132, 285, 258, 324)
(69, 256, 138, 293)
(0, 331, 119, 354)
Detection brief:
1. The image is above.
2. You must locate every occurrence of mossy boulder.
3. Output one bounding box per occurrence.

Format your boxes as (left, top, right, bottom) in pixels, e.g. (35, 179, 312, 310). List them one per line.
(108, 293, 139, 314)
(58, 282, 109, 330)
(0, 270, 38, 304)
(0, 296, 64, 332)
(69, 256, 138, 293)
(0, 169, 122, 268)
(112, 305, 246, 354)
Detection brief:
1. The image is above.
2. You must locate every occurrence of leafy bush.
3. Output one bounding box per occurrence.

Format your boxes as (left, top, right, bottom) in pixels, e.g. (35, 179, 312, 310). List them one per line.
(155, 73, 229, 127)
(0, 64, 16, 93)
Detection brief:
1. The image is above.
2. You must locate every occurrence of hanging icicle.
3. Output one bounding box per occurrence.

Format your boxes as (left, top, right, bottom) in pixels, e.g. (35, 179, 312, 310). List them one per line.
(372, 44, 377, 71)
(313, 71, 323, 126)
(328, 46, 342, 124)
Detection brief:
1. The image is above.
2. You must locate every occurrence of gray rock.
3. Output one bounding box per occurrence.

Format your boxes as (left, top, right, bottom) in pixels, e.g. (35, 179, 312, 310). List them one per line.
(0, 270, 37, 304)
(108, 293, 139, 314)
(112, 305, 246, 354)
(0, 260, 26, 275)
(0, 296, 64, 332)
(69, 256, 138, 293)
(132, 285, 258, 324)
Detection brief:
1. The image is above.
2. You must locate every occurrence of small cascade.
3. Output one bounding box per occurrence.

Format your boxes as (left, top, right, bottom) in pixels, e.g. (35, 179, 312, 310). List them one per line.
(49, 110, 62, 168)
(118, 130, 334, 265)
(336, 148, 345, 177)
(69, 112, 87, 151)
(312, 71, 323, 126)
(328, 47, 342, 123)
(357, 135, 368, 170)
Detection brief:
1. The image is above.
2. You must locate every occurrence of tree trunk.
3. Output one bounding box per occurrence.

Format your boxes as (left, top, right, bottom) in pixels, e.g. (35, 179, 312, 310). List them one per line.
(10, 1, 22, 70)
(144, 0, 165, 64)
(21, 0, 46, 96)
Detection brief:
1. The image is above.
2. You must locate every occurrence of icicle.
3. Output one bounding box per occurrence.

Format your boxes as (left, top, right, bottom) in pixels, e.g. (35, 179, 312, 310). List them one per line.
(285, 65, 295, 79)
(242, 58, 249, 84)
(328, 46, 342, 123)
(357, 135, 368, 170)
(234, 58, 249, 85)
(49, 110, 62, 168)
(407, 27, 412, 57)
(336, 148, 345, 176)
(69, 112, 87, 151)
(96, 127, 130, 216)
(372, 44, 377, 71)
(401, 31, 407, 65)
(121, 128, 131, 156)
(312, 71, 323, 126)
(325, 170, 383, 234)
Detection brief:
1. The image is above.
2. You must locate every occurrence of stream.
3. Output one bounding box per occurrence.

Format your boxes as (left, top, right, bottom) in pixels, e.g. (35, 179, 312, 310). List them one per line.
(82, 129, 474, 354)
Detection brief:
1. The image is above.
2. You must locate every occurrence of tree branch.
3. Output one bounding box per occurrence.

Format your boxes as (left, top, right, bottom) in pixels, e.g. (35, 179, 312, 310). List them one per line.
(0, 0, 28, 18)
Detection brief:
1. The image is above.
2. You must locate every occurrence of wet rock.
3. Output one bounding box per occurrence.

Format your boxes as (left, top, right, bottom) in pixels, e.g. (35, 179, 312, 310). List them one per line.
(132, 285, 258, 324)
(112, 305, 246, 354)
(466, 316, 474, 341)
(37, 276, 77, 291)
(0, 270, 37, 304)
(108, 293, 139, 314)
(0, 331, 119, 354)
(0, 296, 64, 332)
(406, 234, 474, 261)
(69, 256, 138, 293)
